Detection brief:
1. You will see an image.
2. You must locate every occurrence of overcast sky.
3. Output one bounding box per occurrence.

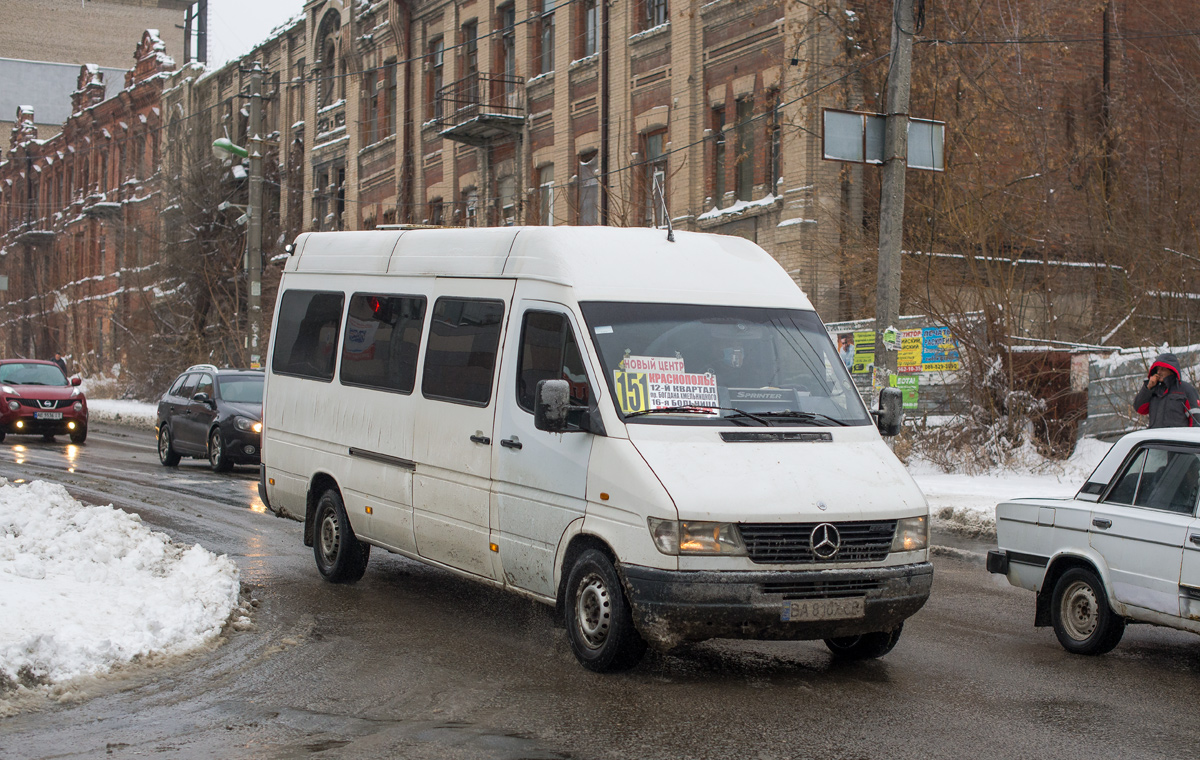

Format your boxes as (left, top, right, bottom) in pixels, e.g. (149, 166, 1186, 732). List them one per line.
(206, 0, 307, 66)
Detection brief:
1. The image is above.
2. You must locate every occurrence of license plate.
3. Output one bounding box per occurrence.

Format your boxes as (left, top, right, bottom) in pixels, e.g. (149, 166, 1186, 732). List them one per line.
(781, 597, 865, 622)
(34, 411, 63, 420)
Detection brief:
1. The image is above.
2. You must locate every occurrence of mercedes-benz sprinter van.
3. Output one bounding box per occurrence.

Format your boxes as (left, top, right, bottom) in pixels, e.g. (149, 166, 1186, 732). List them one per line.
(260, 226, 931, 671)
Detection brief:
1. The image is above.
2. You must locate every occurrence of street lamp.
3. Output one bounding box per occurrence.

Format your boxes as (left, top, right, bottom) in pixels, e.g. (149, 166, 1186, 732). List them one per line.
(210, 61, 264, 370)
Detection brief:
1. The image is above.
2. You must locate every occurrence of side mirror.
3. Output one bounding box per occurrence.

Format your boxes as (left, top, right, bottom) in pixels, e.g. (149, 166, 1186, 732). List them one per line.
(874, 387, 904, 437)
(534, 379, 571, 432)
(70, 376, 82, 387)
(192, 392, 214, 407)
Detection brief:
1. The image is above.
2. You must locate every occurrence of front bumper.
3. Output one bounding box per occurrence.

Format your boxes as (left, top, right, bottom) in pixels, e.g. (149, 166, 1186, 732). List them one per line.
(1, 411, 87, 436)
(620, 561, 933, 649)
(220, 426, 262, 463)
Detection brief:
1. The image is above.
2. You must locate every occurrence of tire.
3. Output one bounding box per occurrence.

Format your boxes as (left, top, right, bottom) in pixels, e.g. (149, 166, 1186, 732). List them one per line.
(1050, 567, 1125, 655)
(42, 433, 56, 442)
(157, 425, 181, 466)
(825, 624, 904, 660)
(564, 549, 647, 672)
(208, 428, 233, 472)
(313, 489, 370, 583)
(70, 426, 87, 444)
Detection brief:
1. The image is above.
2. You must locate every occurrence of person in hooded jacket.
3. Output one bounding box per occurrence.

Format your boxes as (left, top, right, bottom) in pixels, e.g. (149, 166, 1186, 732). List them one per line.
(1133, 352, 1199, 428)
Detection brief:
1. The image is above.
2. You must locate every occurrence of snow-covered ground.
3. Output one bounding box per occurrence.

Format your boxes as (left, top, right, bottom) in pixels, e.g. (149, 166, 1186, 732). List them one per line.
(0, 480, 243, 714)
(86, 399, 159, 429)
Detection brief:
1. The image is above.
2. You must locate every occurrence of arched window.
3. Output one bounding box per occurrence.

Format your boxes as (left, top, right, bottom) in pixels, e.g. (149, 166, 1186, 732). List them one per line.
(316, 12, 342, 108)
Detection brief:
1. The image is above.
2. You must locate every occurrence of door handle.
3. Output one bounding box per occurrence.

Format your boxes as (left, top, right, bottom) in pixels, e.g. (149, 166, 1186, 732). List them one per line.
(1092, 518, 1112, 530)
(1190, 534, 1200, 547)
(469, 434, 491, 445)
(500, 437, 523, 450)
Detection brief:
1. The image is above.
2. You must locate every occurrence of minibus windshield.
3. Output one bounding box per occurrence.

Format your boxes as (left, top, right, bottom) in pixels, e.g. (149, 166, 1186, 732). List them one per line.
(580, 302, 872, 426)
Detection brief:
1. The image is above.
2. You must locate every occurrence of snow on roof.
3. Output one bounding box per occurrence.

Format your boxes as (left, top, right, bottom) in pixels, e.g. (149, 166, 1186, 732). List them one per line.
(697, 193, 778, 222)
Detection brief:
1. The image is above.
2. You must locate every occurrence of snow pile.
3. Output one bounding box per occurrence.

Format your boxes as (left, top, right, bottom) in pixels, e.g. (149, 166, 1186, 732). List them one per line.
(86, 399, 158, 430)
(911, 437, 1112, 538)
(0, 480, 239, 702)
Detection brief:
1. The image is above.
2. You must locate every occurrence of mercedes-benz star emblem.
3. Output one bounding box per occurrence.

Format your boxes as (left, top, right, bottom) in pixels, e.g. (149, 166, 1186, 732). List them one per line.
(810, 523, 841, 560)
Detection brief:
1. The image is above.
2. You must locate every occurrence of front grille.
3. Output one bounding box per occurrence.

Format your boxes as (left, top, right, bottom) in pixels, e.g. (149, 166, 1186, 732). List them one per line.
(739, 521, 897, 564)
(761, 578, 884, 599)
(16, 398, 73, 409)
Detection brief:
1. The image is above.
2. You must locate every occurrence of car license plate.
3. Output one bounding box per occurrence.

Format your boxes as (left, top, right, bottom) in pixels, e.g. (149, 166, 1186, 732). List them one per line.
(781, 597, 865, 622)
(34, 411, 63, 420)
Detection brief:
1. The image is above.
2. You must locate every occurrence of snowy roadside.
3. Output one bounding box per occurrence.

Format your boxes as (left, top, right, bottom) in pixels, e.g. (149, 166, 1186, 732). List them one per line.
(0, 480, 244, 715)
(85, 399, 158, 430)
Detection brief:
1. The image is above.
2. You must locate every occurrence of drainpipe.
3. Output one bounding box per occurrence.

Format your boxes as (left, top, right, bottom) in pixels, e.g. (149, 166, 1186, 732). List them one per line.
(600, 0, 610, 225)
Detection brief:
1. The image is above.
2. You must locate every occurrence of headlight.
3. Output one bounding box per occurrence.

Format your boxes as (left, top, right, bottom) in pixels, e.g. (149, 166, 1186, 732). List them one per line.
(891, 515, 929, 552)
(252, 421, 262, 434)
(2, 386, 16, 395)
(7, 400, 18, 411)
(73, 401, 83, 412)
(647, 517, 747, 556)
(235, 416, 261, 432)
(71, 387, 82, 398)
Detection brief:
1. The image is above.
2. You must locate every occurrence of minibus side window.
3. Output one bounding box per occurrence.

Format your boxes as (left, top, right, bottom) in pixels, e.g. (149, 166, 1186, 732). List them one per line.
(340, 293, 428, 394)
(516, 310, 591, 412)
(421, 297, 505, 406)
(271, 290, 346, 382)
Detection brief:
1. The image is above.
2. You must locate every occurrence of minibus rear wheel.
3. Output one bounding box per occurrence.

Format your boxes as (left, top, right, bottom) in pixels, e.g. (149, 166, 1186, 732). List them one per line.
(313, 489, 370, 583)
(564, 549, 646, 672)
(824, 624, 903, 660)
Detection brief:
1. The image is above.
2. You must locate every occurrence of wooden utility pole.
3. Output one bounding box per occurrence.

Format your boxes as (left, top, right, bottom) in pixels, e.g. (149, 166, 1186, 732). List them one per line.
(874, 0, 914, 386)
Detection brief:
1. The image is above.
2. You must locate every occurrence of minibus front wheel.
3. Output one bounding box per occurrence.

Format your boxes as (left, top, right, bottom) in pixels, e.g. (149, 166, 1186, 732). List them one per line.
(313, 489, 370, 583)
(564, 549, 646, 672)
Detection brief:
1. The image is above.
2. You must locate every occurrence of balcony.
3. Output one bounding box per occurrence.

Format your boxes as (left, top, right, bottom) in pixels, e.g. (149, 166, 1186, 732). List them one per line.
(434, 73, 525, 147)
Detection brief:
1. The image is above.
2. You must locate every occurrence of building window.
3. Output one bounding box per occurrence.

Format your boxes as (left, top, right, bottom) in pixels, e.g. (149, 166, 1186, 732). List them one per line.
(316, 13, 342, 109)
(497, 174, 517, 226)
(735, 97, 754, 201)
(385, 63, 397, 137)
(578, 151, 599, 225)
(428, 38, 444, 119)
(461, 21, 479, 104)
(537, 164, 554, 225)
(429, 197, 443, 225)
(294, 58, 305, 122)
(536, 0, 555, 76)
(643, 0, 667, 30)
(581, 0, 598, 57)
(642, 131, 667, 227)
(462, 186, 478, 226)
(712, 106, 725, 207)
(362, 64, 396, 144)
(498, 5, 516, 82)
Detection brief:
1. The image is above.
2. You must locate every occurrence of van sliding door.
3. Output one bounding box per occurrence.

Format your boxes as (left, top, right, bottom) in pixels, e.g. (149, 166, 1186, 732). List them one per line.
(412, 279, 515, 580)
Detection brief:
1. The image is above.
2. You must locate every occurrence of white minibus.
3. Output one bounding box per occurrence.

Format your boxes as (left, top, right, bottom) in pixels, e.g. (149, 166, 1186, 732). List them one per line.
(260, 226, 931, 671)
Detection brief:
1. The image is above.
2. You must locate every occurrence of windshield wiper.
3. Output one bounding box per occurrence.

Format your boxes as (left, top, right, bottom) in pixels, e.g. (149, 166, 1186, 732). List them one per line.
(752, 410, 850, 427)
(625, 405, 770, 426)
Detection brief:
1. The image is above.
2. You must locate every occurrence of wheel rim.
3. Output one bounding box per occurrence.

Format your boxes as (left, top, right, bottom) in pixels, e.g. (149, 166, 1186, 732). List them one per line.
(574, 572, 611, 650)
(1061, 580, 1099, 640)
(209, 432, 222, 466)
(319, 510, 340, 566)
(159, 429, 171, 459)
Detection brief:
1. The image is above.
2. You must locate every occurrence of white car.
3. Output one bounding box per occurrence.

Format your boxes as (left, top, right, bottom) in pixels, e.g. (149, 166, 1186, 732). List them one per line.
(989, 428, 1200, 655)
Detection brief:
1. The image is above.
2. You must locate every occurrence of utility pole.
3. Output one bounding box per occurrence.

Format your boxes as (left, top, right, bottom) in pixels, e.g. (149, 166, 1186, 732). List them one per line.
(874, 0, 914, 388)
(247, 61, 264, 369)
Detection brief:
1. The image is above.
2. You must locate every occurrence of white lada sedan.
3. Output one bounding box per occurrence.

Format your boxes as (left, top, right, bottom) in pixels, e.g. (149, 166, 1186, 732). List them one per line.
(988, 428, 1200, 655)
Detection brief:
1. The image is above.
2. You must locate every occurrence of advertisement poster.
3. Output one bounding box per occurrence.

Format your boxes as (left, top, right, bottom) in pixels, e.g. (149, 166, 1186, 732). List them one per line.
(850, 330, 875, 374)
(343, 316, 379, 360)
(891, 375, 919, 410)
(897, 329, 923, 373)
(613, 356, 718, 414)
(921, 327, 961, 371)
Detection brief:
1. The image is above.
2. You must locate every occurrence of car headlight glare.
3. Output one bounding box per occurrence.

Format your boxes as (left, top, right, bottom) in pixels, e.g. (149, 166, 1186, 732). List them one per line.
(252, 421, 263, 434)
(7, 400, 18, 411)
(647, 518, 747, 556)
(891, 515, 929, 552)
(235, 416, 261, 432)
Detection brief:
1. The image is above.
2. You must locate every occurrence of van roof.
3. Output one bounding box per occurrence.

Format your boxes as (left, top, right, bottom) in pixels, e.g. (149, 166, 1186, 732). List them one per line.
(287, 227, 813, 309)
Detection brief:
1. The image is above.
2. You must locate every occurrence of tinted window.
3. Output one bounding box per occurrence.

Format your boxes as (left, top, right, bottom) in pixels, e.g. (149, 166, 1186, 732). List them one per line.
(177, 373, 200, 400)
(516, 311, 590, 412)
(0, 363, 68, 386)
(217, 375, 264, 403)
(168, 373, 189, 397)
(340, 293, 427, 394)
(421, 298, 505, 406)
(272, 290, 345, 381)
(194, 373, 215, 399)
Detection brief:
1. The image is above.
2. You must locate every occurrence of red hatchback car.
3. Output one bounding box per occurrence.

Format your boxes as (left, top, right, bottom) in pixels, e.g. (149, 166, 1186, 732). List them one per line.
(0, 360, 89, 443)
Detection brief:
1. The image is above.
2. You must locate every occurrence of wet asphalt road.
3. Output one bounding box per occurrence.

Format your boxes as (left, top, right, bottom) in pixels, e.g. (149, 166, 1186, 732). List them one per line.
(2, 425, 1200, 760)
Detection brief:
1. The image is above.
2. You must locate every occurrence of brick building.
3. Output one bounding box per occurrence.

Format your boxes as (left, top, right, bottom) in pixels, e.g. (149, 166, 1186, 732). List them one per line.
(163, 0, 860, 318)
(0, 31, 176, 367)
(0, 0, 191, 142)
